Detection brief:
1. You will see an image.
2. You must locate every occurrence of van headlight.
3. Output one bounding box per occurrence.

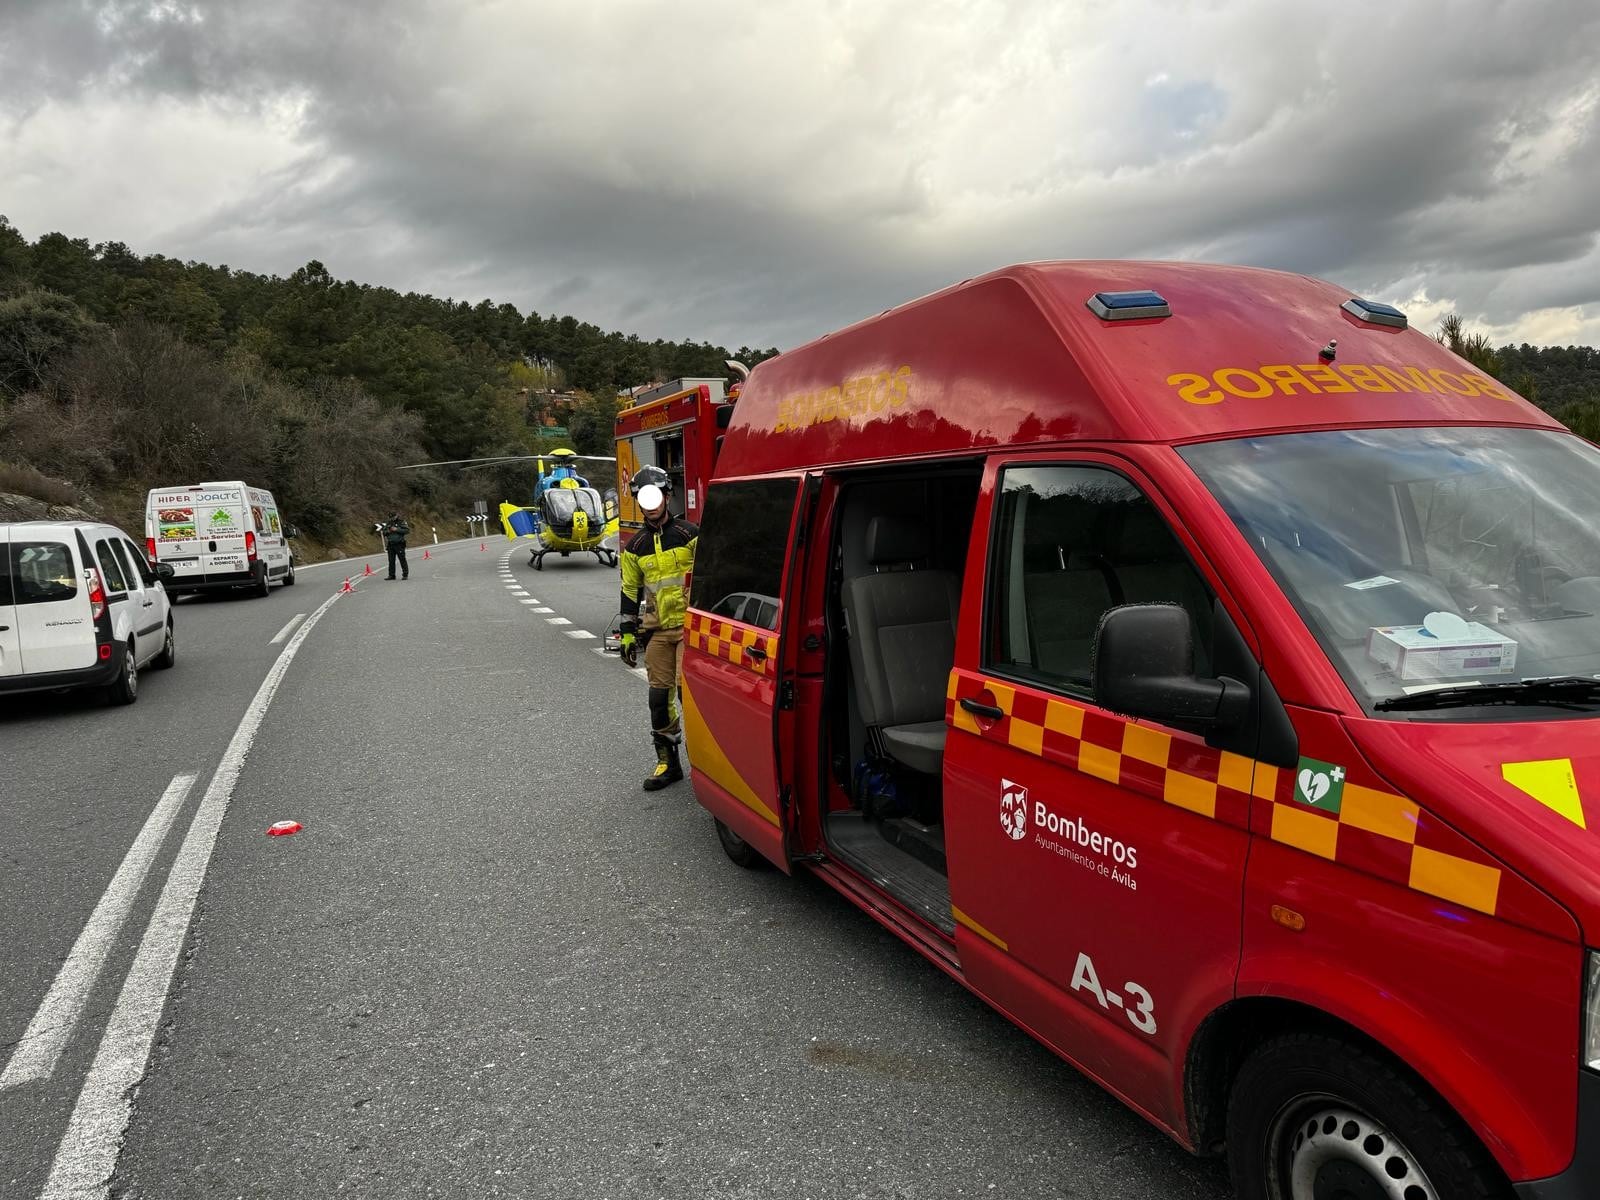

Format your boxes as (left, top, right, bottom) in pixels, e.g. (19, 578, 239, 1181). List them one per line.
(1586, 952, 1600, 1071)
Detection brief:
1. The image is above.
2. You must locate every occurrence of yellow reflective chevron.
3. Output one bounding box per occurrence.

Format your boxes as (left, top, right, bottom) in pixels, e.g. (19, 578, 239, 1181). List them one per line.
(1502, 758, 1586, 829)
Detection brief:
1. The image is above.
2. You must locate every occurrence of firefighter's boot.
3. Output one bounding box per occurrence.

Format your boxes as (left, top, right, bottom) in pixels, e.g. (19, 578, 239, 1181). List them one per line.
(642, 741, 683, 791)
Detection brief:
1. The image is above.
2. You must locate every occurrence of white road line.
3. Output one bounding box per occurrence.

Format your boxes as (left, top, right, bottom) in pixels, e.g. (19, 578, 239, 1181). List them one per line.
(545, 616, 571, 625)
(565, 630, 596, 639)
(533, 607, 553, 613)
(518, 599, 540, 605)
(40, 588, 342, 1200)
(268, 613, 305, 645)
(510, 590, 529, 597)
(0, 773, 198, 1090)
(591, 647, 646, 677)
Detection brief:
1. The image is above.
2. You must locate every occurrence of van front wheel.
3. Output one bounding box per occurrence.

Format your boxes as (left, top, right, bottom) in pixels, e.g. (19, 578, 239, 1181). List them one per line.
(1226, 1032, 1508, 1200)
(104, 642, 139, 706)
(714, 819, 766, 870)
(152, 620, 176, 669)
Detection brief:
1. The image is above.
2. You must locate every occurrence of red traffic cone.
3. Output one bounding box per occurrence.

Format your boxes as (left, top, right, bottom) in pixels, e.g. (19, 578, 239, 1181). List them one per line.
(267, 820, 302, 837)
(363, 562, 373, 576)
(423, 548, 431, 559)
(340, 577, 354, 594)
(479, 542, 486, 552)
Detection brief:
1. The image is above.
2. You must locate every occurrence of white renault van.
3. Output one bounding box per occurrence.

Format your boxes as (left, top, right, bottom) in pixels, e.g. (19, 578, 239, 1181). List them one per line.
(0, 520, 176, 705)
(144, 481, 295, 597)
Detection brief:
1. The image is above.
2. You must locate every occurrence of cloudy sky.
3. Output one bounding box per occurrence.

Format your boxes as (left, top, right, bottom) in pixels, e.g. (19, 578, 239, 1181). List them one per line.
(2, 0, 1598, 351)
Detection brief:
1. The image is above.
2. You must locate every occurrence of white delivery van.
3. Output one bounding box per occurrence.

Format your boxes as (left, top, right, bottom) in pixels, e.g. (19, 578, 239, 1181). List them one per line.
(0, 520, 176, 705)
(144, 481, 295, 598)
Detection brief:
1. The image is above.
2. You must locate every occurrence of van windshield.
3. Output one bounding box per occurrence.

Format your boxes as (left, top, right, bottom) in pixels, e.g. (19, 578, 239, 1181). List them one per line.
(1181, 426, 1600, 718)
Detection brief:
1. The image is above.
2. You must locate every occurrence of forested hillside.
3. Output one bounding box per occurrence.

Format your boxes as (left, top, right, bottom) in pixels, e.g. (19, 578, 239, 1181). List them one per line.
(4, 212, 1599, 555)
(0, 216, 775, 552)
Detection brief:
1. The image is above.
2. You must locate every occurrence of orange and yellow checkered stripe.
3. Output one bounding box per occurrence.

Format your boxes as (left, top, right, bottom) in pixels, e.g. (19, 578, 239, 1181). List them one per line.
(686, 611, 779, 677)
(948, 668, 1515, 919)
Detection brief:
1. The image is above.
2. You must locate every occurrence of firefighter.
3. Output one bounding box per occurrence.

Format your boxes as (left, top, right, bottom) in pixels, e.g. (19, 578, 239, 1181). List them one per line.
(618, 465, 697, 790)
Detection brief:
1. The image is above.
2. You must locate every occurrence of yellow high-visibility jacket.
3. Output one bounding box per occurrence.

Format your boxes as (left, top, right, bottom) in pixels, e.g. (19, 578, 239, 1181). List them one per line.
(620, 518, 698, 632)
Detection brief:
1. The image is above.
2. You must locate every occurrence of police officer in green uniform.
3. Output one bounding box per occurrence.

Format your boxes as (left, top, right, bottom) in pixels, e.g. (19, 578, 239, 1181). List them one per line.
(618, 466, 697, 790)
(382, 511, 409, 579)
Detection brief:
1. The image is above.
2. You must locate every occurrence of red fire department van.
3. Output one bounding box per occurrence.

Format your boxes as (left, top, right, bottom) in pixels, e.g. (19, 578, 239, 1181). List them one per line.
(682, 261, 1600, 1199)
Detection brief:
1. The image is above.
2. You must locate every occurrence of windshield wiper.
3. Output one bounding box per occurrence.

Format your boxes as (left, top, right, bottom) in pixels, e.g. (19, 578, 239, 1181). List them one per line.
(1375, 676, 1600, 712)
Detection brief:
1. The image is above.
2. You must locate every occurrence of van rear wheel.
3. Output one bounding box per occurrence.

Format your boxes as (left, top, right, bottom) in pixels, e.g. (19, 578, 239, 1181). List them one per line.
(1226, 1032, 1508, 1200)
(714, 818, 766, 869)
(104, 642, 138, 706)
(254, 564, 271, 597)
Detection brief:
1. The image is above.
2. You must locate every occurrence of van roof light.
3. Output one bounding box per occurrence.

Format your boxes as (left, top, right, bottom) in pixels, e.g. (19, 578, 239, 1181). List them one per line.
(1342, 297, 1408, 329)
(1087, 290, 1171, 321)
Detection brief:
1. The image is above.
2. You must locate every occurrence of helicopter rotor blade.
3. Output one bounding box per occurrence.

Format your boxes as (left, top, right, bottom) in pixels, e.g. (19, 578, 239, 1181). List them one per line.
(395, 455, 541, 470)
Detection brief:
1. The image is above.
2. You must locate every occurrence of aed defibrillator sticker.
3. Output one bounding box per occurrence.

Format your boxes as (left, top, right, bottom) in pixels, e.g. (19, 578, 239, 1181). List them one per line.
(1294, 757, 1346, 814)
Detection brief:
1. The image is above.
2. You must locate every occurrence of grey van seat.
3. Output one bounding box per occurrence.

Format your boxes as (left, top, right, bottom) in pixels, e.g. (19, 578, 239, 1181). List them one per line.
(842, 516, 960, 775)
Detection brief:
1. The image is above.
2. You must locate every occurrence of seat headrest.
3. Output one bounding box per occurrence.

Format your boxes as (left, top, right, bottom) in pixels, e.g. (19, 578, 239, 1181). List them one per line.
(867, 515, 930, 565)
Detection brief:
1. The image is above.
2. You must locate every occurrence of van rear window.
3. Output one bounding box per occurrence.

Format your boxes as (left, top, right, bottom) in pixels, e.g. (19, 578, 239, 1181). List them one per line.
(692, 479, 799, 631)
(11, 541, 78, 605)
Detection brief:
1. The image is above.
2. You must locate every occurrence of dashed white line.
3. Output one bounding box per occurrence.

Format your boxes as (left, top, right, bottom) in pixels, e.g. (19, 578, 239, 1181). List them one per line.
(533, 607, 553, 613)
(591, 647, 646, 677)
(510, 590, 530, 597)
(0, 773, 197, 1089)
(566, 629, 596, 639)
(269, 614, 305, 645)
(546, 617, 571, 625)
(40, 588, 341, 1200)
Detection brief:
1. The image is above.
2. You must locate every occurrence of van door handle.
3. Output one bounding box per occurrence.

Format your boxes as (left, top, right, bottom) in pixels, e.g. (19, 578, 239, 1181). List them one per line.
(960, 697, 1005, 720)
(142, 599, 153, 607)
(744, 645, 768, 661)
(0, 624, 9, 632)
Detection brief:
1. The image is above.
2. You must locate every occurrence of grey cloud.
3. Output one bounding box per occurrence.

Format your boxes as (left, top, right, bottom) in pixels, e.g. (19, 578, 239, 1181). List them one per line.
(3, 0, 1600, 350)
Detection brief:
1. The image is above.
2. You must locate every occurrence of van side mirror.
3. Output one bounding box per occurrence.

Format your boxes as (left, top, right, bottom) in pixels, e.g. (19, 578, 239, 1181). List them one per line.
(1093, 604, 1250, 730)
(155, 563, 176, 581)
(285, 526, 299, 539)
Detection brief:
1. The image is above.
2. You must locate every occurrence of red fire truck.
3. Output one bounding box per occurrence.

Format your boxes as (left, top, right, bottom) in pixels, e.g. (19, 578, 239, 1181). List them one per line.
(612, 366, 746, 541)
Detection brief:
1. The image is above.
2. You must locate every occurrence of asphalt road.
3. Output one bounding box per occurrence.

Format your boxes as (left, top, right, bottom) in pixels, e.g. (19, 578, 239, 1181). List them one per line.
(1, 535, 1232, 1199)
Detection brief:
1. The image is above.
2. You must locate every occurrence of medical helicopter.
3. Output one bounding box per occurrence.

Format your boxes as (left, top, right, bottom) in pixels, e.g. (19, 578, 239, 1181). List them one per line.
(501, 448, 621, 569)
(396, 447, 622, 568)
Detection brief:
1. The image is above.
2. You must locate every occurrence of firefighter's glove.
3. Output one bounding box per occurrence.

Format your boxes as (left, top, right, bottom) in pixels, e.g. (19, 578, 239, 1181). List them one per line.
(620, 633, 638, 669)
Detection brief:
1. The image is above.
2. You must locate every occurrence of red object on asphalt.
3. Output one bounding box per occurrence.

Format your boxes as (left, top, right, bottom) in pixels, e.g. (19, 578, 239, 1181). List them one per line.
(423, 549, 431, 559)
(479, 542, 486, 551)
(266, 820, 302, 837)
(363, 562, 373, 576)
(340, 577, 354, 594)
